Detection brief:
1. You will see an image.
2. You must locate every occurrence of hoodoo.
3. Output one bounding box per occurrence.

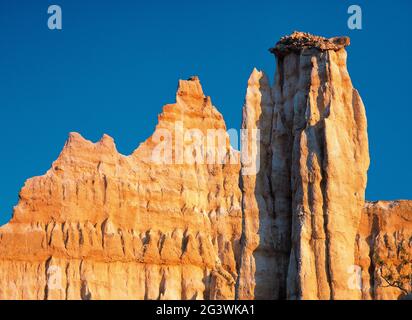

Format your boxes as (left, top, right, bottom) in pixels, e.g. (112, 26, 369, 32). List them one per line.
(271, 31, 369, 300)
(237, 31, 369, 300)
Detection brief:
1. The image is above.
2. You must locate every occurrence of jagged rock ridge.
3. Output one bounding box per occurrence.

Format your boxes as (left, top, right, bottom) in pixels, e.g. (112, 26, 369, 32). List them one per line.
(0, 77, 242, 300)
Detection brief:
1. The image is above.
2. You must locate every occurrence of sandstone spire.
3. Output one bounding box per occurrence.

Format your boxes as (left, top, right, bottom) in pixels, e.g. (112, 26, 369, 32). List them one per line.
(236, 31, 372, 300)
(236, 68, 278, 299)
(269, 31, 370, 299)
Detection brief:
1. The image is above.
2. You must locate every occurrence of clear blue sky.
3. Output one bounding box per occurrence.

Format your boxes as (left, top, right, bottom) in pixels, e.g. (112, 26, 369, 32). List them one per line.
(0, 0, 411, 225)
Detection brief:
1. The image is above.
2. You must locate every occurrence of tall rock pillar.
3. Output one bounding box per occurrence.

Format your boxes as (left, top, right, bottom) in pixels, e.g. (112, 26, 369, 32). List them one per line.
(269, 32, 370, 299)
(237, 69, 278, 299)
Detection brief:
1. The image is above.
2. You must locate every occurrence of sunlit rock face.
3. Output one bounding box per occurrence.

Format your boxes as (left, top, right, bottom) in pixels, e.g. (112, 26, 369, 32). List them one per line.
(0, 32, 410, 300)
(236, 69, 278, 300)
(356, 201, 412, 300)
(270, 31, 370, 300)
(0, 77, 243, 300)
(236, 32, 410, 301)
(237, 31, 372, 300)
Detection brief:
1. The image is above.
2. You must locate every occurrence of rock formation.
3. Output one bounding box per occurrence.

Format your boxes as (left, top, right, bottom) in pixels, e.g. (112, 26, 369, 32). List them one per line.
(0, 32, 410, 300)
(236, 69, 278, 299)
(357, 201, 412, 300)
(273, 31, 370, 300)
(0, 77, 243, 300)
(237, 32, 409, 300)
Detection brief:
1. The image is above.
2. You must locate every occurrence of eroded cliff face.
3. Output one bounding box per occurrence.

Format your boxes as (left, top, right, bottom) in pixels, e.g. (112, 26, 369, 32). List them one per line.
(357, 201, 412, 300)
(0, 32, 410, 300)
(0, 77, 243, 300)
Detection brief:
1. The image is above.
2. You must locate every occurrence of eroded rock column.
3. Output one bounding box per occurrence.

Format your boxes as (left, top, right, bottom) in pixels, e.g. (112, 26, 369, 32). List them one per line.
(269, 32, 370, 299)
(236, 69, 277, 299)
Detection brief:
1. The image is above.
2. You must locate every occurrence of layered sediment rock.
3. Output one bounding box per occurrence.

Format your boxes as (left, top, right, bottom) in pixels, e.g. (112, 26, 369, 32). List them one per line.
(0, 77, 243, 300)
(0, 32, 410, 300)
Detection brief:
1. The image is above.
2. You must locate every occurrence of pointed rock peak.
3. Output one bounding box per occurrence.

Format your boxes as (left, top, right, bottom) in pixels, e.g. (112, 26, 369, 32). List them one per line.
(64, 132, 118, 155)
(248, 68, 269, 87)
(249, 68, 262, 80)
(65, 132, 92, 148)
(177, 75, 205, 99)
(97, 134, 117, 151)
(269, 31, 350, 56)
(68, 131, 85, 142)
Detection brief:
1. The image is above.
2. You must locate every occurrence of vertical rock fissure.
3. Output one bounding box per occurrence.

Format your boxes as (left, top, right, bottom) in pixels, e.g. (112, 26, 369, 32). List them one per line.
(321, 158, 333, 300)
(367, 215, 378, 300)
(322, 52, 333, 300)
(44, 256, 52, 300)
